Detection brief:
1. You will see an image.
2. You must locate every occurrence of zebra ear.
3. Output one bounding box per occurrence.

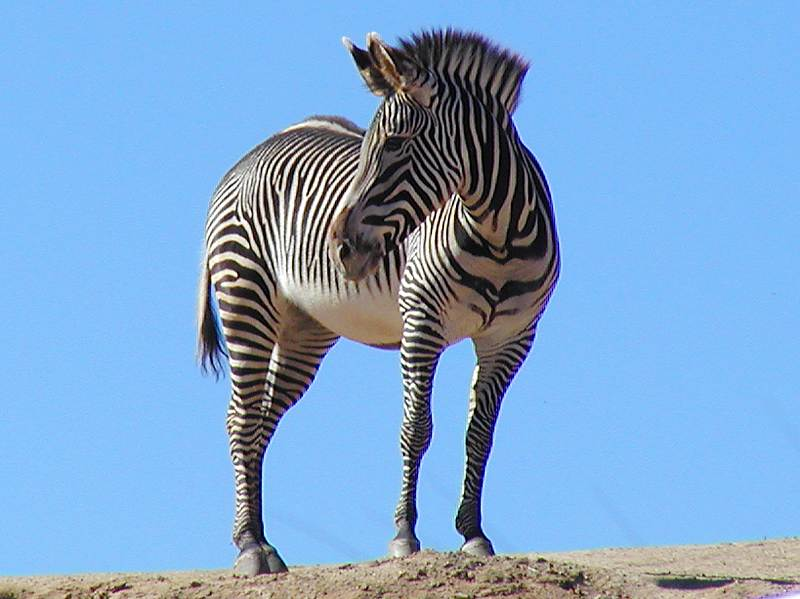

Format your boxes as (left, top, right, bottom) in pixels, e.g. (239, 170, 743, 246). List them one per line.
(366, 33, 432, 106)
(367, 32, 424, 99)
(342, 36, 393, 97)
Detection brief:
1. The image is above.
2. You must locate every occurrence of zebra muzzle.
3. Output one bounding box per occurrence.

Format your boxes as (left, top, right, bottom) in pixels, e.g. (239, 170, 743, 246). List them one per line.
(329, 206, 382, 281)
(332, 237, 381, 281)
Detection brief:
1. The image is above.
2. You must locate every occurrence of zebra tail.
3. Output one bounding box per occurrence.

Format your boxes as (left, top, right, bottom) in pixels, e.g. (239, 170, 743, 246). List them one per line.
(196, 251, 227, 378)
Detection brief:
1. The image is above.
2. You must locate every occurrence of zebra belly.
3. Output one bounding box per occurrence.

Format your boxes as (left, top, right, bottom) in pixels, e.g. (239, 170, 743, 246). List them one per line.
(284, 281, 403, 347)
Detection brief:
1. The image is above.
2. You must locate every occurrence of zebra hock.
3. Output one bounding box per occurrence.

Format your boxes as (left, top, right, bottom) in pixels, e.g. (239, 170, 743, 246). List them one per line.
(330, 30, 559, 559)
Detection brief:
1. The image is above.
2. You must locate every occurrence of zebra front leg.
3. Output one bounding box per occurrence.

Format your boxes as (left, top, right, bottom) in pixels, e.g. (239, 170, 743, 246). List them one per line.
(389, 312, 446, 557)
(456, 327, 535, 557)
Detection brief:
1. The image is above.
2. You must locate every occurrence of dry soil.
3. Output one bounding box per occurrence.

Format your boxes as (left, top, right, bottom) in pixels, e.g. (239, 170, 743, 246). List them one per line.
(2, 537, 799, 598)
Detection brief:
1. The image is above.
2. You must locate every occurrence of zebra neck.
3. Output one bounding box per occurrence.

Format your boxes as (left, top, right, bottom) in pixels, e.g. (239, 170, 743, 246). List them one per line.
(456, 142, 545, 257)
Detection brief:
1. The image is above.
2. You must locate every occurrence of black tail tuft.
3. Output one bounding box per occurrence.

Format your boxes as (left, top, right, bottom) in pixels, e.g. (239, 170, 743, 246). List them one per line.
(197, 255, 227, 379)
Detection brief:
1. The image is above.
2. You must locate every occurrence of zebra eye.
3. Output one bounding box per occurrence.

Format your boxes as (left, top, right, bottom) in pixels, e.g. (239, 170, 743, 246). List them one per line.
(383, 136, 404, 152)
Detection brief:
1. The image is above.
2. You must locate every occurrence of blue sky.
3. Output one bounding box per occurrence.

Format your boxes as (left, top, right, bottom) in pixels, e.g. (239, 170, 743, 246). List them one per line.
(1, 2, 798, 576)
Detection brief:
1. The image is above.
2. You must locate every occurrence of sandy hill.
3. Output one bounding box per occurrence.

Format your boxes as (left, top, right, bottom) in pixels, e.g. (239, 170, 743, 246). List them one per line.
(2, 537, 799, 598)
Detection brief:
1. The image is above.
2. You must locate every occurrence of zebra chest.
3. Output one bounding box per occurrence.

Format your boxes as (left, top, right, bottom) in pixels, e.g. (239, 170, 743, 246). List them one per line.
(436, 255, 551, 342)
(443, 280, 540, 341)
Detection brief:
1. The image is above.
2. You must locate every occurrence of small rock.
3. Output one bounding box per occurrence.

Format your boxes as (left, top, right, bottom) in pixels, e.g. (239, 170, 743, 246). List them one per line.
(109, 582, 131, 593)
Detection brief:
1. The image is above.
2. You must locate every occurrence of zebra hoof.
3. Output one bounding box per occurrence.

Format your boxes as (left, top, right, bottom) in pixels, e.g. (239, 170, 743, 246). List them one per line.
(461, 537, 495, 557)
(388, 536, 421, 557)
(234, 543, 288, 575)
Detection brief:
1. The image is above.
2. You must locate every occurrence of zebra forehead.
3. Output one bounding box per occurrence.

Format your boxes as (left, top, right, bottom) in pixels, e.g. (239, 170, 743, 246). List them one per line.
(365, 102, 406, 137)
(396, 28, 530, 111)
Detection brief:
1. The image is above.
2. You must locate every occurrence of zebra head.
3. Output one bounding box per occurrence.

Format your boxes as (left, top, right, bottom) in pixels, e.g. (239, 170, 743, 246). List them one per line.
(330, 29, 529, 281)
(330, 31, 460, 280)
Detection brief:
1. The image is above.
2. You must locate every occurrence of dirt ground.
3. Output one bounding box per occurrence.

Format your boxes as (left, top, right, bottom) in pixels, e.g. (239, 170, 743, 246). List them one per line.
(2, 538, 799, 599)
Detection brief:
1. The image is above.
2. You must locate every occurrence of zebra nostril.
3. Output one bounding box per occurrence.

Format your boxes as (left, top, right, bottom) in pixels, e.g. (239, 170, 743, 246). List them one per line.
(338, 240, 352, 262)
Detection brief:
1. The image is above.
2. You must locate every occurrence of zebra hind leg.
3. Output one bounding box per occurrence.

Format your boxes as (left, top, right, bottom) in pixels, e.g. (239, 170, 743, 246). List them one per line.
(222, 326, 285, 574)
(224, 298, 338, 575)
(389, 312, 446, 557)
(456, 328, 534, 557)
(211, 254, 283, 575)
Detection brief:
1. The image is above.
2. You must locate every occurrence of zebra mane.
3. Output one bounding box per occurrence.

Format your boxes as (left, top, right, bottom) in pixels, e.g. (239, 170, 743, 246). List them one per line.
(397, 29, 530, 114)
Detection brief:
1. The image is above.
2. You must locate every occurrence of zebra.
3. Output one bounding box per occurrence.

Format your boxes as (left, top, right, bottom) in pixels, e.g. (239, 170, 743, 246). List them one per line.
(198, 29, 559, 576)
